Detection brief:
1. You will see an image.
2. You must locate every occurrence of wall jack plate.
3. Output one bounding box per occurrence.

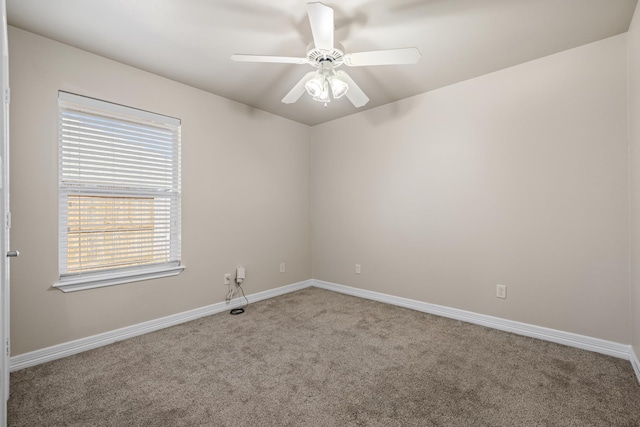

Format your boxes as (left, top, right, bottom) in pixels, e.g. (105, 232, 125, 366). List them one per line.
(224, 273, 231, 286)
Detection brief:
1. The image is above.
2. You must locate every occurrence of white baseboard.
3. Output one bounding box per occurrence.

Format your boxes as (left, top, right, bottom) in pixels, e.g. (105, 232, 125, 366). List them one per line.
(631, 347, 640, 385)
(11, 277, 637, 376)
(312, 279, 632, 360)
(10, 279, 313, 372)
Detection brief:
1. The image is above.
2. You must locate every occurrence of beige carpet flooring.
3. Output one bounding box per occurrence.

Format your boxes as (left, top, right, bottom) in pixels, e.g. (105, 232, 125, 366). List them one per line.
(8, 287, 640, 426)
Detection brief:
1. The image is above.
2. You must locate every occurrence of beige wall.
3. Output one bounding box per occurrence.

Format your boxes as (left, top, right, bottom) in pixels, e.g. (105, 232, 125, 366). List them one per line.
(8, 27, 312, 355)
(629, 4, 640, 358)
(9, 23, 635, 356)
(311, 35, 630, 343)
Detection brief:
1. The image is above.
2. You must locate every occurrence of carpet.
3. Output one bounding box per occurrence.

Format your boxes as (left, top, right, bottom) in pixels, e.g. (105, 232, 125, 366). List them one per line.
(8, 287, 640, 426)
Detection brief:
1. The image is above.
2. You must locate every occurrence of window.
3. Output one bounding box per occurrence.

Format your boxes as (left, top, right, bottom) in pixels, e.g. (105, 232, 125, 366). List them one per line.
(55, 92, 184, 292)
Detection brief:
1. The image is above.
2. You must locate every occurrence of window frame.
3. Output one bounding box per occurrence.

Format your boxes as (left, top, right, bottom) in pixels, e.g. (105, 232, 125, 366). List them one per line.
(54, 91, 185, 292)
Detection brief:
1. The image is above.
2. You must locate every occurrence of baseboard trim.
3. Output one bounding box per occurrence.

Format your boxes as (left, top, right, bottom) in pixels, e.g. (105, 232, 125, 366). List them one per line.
(11, 278, 635, 373)
(312, 279, 631, 360)
(631, 347, 640, 385)
(10, 279, 313, 372)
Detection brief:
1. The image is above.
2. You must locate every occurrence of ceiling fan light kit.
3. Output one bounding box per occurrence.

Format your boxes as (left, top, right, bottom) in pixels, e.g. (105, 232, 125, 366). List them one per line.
(231, 2, 421, 109)
(305, 61, 349, 105)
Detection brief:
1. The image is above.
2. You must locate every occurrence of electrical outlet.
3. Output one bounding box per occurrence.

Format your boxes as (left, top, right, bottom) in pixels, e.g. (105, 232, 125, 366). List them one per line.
(355, 264, 361, 274)
(224, 273, 231, 285)
(280, 263, 286, 273)
(496, 284, 507, 299)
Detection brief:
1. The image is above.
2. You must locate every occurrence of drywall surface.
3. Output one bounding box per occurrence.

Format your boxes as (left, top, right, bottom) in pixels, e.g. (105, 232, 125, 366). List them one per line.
(311, 35, 629, 343)
(629, 4, 640, 360)
(8, 27, 311, 355)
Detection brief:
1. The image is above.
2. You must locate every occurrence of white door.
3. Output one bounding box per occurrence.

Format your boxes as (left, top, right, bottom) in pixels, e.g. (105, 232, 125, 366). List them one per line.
(1, 0, 10, 424)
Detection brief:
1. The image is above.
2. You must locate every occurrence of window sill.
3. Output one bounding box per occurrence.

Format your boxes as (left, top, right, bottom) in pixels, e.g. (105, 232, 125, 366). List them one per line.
(54, 264, 186, 293)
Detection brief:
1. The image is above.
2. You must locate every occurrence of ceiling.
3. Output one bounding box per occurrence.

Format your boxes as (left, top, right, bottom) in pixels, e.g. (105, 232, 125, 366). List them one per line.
(6, 0, 639, 126)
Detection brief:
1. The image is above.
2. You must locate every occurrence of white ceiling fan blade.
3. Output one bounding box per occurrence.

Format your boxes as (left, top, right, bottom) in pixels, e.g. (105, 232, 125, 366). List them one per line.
(343, 47, 421, 66)
(307, 2, 334, 51)
(282, 72, 316, 104)
(336, 71, 369, 108)
(231, 54, 309, 65)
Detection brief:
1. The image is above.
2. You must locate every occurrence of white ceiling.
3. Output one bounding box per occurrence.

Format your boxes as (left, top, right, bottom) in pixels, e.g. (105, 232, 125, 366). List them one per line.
(6, 0, 639, 126)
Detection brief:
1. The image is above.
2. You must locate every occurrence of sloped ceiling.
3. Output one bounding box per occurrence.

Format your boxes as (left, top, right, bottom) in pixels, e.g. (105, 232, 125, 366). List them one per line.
(6, 0, 639, 126)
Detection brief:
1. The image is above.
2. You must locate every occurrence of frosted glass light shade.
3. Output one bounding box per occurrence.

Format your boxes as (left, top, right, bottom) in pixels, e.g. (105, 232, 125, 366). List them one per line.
(305, 74, 326, 98)
(328, 75, 349, 99)
(312, 81, 331, 103)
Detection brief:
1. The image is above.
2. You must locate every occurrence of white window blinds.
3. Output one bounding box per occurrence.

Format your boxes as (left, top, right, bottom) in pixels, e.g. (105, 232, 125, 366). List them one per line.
(56, 92, 183, 292)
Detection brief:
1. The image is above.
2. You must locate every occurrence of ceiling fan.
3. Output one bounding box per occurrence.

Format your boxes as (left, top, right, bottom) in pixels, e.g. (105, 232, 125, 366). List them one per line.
(231, 2, 421, 108)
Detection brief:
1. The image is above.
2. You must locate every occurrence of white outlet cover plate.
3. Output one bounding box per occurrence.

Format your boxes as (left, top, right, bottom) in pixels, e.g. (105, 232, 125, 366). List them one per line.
(496, 285, 507, 299)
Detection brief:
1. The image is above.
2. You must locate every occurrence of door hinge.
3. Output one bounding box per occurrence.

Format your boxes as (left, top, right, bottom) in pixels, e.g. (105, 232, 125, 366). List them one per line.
(4, 87, 9, 105)
(5, 212, 10, 229)
(5, 338, 9, 357)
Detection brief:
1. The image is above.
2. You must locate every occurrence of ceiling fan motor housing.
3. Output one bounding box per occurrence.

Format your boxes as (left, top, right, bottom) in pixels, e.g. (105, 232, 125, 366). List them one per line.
(307, 47, 344, 68)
